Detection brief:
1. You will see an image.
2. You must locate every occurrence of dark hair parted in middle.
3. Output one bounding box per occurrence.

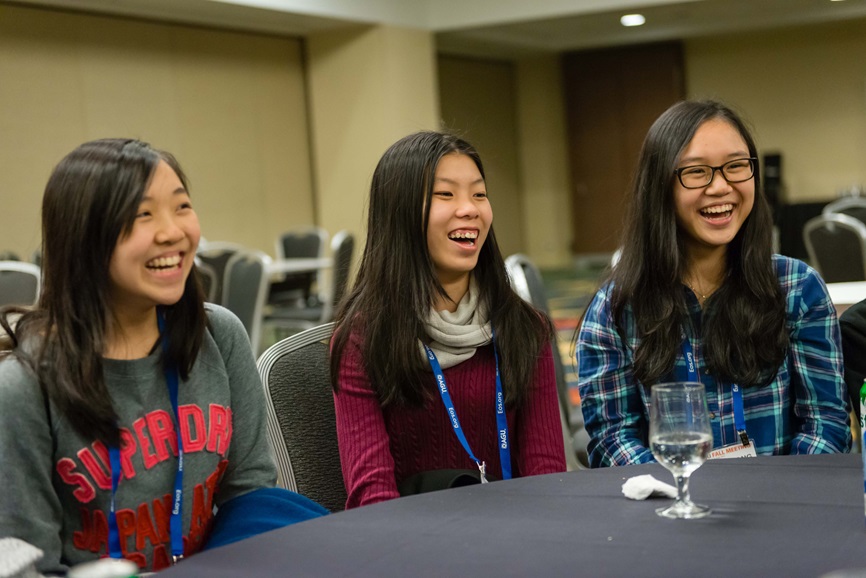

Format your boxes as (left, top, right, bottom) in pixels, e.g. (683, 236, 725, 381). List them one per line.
(1, 139, 208, 445)
(609, 100, 788, 387)
(330, 131, 554, 407)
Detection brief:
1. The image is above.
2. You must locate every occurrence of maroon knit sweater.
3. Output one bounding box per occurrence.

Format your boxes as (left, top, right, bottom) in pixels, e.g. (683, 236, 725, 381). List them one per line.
(334, 334, 567, 509)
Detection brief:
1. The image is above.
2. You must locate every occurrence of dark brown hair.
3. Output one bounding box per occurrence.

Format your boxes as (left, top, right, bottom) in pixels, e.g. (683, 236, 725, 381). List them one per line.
(608, 100, 787, 387)
(0, 139, 207, 445)
(330, 131, 554, 407)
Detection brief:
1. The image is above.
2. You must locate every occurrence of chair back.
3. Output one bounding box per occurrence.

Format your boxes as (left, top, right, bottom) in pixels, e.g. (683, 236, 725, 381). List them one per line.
(504, 254, 568, 409)
(505, 253, 549, 311)
(803, 213, 866, 283)
(0, 261, 41, 307)
(275, 226, 328, 261)
(823, 197, 866, 226)
(256, 322, 346, 512)
(320, 230, 355, 323)
(196, 242, 246, 304)
(504, 254, 584, 469)
(271, 227, 329, 305)
(223, 250, 271, 354)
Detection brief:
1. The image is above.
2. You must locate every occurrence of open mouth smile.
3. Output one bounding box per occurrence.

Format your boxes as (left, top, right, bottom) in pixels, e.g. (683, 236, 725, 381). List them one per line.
(699, 203, 734, 221)
(145, 253, 183, 271)
(448, 229, 479, 247)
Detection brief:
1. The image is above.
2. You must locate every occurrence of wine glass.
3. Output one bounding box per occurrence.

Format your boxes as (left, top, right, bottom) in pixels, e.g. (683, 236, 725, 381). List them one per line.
(649, 381, 712, 519)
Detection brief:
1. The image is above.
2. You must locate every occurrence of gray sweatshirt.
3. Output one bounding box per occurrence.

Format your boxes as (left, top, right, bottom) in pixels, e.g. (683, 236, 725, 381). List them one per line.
(0, 305, 277, 573)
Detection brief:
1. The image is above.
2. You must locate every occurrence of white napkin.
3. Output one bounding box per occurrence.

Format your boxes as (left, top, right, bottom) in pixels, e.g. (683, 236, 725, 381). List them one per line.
(0, 537, 44, 578)
(622, 474, 678, 500)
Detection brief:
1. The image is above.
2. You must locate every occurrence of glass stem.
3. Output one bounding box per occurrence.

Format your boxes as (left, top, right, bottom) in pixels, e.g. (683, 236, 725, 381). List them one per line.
(675, 474, 691, 506)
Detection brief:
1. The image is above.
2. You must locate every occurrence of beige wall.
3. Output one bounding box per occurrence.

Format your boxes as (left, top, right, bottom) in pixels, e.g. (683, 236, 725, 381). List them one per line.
(306, 25, 440, 248)
(10, 4, 866, 270)
(0, 3, 313, 259)
(686, 18, 866, 203)
(515, 55, 572, 268)
(438, 55, 524, 258)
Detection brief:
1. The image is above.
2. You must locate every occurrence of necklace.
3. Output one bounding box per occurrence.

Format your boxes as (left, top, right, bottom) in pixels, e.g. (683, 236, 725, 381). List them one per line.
(686, 282, 707, 301)
(685, 279, 717, 303)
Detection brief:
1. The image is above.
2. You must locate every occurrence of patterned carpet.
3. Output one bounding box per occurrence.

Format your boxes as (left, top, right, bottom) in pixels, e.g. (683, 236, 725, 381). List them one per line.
(539, 265, 607, 409)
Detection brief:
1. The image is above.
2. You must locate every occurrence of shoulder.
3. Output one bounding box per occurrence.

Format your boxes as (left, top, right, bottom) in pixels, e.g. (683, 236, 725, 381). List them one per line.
(199, 304, 253, 367)
(772, 255, 822, 291)
(0, 355, 43, 414)
(332, 318, 366, 354)
(205, 303, 247, 337)
(772, 255, 828, 302)
(582, 281, 616, 324)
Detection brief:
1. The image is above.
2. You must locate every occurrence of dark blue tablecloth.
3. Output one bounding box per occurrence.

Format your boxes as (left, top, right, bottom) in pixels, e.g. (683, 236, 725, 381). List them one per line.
(161, 453, 866, 577)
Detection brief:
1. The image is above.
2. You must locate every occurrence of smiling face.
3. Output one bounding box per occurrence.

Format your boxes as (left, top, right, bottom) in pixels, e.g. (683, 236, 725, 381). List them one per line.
(673, 118, 755, 256)
(426, 153, 492, 290)
(108, 159, 201, 319)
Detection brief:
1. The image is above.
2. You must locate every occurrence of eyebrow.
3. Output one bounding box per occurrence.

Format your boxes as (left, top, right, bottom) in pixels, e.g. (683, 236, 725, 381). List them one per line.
(141, 187, 189, 200)
(433, 177, 485, 185)
(679, 152, 750, 165)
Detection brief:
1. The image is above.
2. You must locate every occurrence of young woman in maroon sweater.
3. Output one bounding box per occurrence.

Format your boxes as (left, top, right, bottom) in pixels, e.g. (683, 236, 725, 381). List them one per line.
(330, 131, 566, 509)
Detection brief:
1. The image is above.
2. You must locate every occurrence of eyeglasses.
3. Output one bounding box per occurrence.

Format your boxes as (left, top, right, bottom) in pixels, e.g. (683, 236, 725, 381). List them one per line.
(674, 157, 757, 189)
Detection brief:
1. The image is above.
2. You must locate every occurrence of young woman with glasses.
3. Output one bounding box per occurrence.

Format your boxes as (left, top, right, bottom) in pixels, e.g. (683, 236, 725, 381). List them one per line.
(577, 100, 850, 468)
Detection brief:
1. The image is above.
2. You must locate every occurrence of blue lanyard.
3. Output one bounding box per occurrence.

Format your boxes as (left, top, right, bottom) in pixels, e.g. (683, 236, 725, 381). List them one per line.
(107, 308, 185, 563)
(681, 332, 749, 446)
(731, 384, 749, 446)
(422, 328, 511, 482)
(680, 332, 699, 383)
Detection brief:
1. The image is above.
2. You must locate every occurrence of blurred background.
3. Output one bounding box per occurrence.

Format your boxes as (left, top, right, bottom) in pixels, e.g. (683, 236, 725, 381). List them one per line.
(4, 0, 866, 466)
(3, 0, 866, 268)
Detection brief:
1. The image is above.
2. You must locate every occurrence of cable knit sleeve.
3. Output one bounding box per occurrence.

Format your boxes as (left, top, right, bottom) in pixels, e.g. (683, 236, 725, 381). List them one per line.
(515, 341, 568, 476)
(333, 332, 400, 509)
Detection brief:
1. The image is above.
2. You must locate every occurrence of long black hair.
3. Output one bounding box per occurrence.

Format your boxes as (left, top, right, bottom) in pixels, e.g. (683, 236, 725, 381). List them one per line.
(330, 131, 554, 407)
(609, 100, 787, 387)
(0, 139, 208, 445)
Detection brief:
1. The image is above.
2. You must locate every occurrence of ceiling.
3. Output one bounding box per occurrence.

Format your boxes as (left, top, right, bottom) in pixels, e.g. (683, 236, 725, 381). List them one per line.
(7, 0, 866, 59)
(437, 0, 866, 58)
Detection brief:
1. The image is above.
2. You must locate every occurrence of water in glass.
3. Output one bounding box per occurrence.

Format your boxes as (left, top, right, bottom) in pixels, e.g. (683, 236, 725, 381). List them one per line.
(650, 382, 712, 519)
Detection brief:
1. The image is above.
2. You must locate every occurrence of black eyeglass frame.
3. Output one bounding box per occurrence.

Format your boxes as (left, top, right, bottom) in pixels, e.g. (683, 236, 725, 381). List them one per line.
(673, 157, 758, 189)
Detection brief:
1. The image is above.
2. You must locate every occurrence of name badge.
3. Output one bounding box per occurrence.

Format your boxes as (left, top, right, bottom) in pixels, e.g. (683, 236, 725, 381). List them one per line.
(708, 440, 757, 459)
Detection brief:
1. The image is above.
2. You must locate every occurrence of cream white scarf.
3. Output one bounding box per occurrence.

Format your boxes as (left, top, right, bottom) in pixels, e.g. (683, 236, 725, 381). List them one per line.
(420, 277, 492, 369)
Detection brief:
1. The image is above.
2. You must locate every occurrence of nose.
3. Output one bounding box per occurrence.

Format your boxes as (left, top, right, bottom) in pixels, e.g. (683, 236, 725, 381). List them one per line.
(455, 194, 480, 218)
(705, 168, 732, 195)
(154, 213, 185, 245)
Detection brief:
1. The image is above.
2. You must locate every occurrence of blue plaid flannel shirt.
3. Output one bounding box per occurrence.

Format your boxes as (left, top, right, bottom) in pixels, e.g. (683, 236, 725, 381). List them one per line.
(577, 255, 851, 468)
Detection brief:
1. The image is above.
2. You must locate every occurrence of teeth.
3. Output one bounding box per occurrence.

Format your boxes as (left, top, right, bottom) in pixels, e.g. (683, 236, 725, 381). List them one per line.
(701, 204, 733, 215)
(147, 255, 181, 268)
(448, 231, 478, 240)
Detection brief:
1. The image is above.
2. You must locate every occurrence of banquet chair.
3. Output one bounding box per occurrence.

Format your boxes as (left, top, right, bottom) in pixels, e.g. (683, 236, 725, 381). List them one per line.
(264, 230, 354, 333)
(0, 261, 41, 307)
(196, 241, 246, 304)
(269, 226, 329, 306)
(803, 213, 866, 283)
(504, 253, 586, 470)
(823, 196, 866, 227)
(256, 322, 347, 512)
(222, 250, 271, 355)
